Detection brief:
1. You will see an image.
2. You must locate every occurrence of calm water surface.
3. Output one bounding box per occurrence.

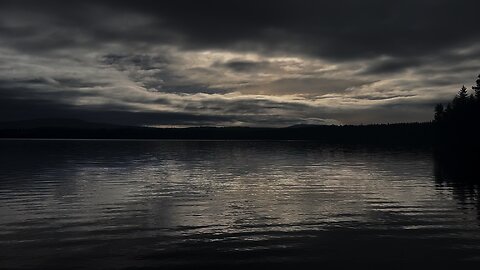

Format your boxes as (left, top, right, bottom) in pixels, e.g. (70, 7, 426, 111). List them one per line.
(0, 140, 479, 269)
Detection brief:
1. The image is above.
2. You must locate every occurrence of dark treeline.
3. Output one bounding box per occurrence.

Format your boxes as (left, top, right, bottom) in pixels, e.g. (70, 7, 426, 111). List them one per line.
(433, 73, 480, 144)
(432, 73, 480, 150)
(0, 123, 433, 146)
(432, 74, 480, 179)
(433, 75, 480, 184)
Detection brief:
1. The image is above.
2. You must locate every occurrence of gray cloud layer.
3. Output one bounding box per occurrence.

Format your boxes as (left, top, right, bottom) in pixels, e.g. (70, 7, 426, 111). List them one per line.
(0, 0, 479, 126)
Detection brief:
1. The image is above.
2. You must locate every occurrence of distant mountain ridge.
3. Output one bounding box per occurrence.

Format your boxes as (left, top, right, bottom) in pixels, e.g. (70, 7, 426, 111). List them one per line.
(287, 124, 326, 129)
(0, 118, 436, 147)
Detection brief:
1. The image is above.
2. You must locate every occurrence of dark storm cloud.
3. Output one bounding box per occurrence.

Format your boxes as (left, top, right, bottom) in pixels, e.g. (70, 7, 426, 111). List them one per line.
(98, 53, 222, 94)
(97, 0, 480, 62)
(237, 77, 372, 95)
(0, 95, 232, 126)
(360, 58, 422, 75)
(2, 0, 479, 61)
(214, 60, 274, 73)
(100, 54, 169, 71)
(351, 94, 417, 101)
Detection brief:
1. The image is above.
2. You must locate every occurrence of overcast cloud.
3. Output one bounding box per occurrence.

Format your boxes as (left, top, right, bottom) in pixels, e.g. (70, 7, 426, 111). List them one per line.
(0, 0, 479, 126)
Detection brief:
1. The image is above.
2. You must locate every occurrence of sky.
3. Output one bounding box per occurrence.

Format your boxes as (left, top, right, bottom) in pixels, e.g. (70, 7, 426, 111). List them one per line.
(1, 0, 479, 127)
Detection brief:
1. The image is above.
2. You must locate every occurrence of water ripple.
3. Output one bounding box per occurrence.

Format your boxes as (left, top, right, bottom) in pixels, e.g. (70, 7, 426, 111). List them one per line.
(1, 140, 479, 268)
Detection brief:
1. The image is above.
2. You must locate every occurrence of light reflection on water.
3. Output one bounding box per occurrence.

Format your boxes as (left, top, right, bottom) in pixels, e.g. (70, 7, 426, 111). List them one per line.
(0, 140, 479, 268)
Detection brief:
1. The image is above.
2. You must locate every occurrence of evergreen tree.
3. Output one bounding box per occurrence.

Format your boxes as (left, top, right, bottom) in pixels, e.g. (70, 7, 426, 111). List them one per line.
(433, 74, 480, 146)
(434, 104, 444, 122)
(469, 93, 475, 104)
(444, 103, 453, 121)
(473, 74, 480, 99)
(453, 85, 468, 108)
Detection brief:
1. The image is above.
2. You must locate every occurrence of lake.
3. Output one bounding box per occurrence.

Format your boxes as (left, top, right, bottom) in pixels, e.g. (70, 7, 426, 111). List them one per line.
(0, 140, 479, 269)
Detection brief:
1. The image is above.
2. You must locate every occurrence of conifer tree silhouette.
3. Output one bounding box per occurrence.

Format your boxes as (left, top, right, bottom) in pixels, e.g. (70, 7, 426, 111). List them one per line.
(473, 74, 480, 99)
(434, 74, 480, 140)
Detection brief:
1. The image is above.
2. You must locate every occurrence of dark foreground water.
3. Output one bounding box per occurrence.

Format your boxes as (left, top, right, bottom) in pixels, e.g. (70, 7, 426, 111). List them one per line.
(0, 140, 479, 269)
